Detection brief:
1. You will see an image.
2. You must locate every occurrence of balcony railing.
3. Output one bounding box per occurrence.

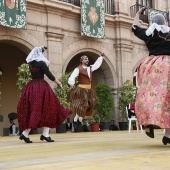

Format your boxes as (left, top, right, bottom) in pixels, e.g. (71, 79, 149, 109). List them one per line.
(58, 0, 115, 15)
(130, 4, 169, 25)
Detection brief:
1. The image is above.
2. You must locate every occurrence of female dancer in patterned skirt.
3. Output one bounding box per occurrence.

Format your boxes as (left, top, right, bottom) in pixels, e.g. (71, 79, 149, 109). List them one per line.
(133, 7, 170, 145)
(17, 46, 72, 143)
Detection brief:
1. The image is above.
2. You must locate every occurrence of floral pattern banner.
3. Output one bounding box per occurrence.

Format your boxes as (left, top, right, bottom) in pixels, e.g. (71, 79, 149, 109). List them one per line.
(81, 0, 105, 39)
(0, 0, 26, 29)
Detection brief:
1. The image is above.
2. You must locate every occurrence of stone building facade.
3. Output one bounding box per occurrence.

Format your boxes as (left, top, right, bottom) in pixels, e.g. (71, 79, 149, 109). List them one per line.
(0, 0, 170, 135)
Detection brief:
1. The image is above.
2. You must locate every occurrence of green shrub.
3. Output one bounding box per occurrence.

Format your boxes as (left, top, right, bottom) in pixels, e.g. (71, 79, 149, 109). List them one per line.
(93, 83, 114, 122)
(117, 80, 137, 122)
(54, 72, 72, 108)
(16, 63, 31, 97)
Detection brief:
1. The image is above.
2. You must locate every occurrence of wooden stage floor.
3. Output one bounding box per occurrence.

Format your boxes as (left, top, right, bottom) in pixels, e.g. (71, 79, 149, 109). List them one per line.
(0, 130, 169, 170)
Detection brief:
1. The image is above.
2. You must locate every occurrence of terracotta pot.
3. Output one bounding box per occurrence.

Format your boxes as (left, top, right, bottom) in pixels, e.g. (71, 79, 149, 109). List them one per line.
(90, 123, 99, 132)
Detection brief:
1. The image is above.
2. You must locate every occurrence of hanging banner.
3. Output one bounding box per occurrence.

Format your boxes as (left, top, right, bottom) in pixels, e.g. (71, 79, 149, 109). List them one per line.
(81, 0, 105, 39)
(0, 0, 27, 29)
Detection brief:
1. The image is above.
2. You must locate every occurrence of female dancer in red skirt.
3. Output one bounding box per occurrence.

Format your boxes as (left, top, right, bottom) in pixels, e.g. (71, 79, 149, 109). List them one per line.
(17, 46, 72, 143)
(132, 7, 170, 145)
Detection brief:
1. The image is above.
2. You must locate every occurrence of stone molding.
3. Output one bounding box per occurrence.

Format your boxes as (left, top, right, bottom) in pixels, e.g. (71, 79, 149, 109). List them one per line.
(27, 0, 80, 15)
(114, 43, 134, 52)
(45, 32, 64, 42)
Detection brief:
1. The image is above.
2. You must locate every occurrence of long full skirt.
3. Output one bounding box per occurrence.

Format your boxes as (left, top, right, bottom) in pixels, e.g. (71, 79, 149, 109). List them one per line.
(17, 78, 72, 130)
(69, 87, 97, 117)
(135, 55, 170, 128)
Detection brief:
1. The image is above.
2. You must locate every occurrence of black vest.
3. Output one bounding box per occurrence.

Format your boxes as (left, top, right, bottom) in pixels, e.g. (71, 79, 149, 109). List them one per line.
(9, 123, 15, 134)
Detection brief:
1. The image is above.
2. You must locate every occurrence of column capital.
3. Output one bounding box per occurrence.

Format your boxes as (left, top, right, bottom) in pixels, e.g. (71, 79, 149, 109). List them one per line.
(114, 43, 134, 52)
(45, 32, 64, 42)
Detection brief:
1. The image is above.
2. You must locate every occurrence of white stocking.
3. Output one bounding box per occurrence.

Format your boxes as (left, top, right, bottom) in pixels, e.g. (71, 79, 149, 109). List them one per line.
(42, 127, 50, 137)
(22, 129, 31, 138)
(165, 128, 170, 138)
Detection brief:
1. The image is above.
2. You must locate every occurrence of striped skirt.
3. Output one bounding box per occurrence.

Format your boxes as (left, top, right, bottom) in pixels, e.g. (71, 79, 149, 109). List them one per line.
(69, 87, 97, 117)
(135, 55, 170, 128)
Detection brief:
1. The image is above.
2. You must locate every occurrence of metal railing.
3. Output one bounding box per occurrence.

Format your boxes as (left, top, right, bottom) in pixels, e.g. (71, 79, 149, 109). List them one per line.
(105, 0, 115, 15)
(58, 0, 115, 15)
(130, 3, 169, 25)
(130, 4, 149, 23)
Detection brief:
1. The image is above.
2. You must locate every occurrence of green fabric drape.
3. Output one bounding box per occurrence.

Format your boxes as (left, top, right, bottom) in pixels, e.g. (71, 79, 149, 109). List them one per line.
(81, 0, 105, 39)
(0, 0, 26, 29)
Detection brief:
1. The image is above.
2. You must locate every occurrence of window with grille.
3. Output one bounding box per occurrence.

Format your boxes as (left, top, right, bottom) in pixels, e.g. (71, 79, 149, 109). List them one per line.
(137, 0, 152, 8)
(136, 0, 153, 23)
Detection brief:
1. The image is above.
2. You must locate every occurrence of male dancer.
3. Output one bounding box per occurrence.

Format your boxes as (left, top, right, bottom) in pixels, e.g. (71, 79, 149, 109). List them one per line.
(68, 53, 104, 123)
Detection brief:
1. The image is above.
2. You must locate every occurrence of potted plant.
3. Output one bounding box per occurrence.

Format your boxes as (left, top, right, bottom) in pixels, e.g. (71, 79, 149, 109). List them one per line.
(93, 83, 114, 131)
(117, 80, 137, 130)
(87, 115, 100, 132)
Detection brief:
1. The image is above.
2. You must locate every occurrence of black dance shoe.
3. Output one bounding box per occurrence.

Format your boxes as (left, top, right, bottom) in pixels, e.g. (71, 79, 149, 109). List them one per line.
(162, 136, 170, 145)
(40, 135, 54, 142)
(145, 125, 154, 138)
(19, 134, 32, 143)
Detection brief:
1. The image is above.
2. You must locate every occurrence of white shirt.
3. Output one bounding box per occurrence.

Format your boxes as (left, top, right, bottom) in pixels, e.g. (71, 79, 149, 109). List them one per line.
(68, 56, 103, 85)
(9, 124, 17, 136)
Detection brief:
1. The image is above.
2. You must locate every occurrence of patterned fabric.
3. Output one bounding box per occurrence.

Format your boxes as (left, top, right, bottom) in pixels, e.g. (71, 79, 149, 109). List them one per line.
(135, 55, 170, 128)
(69, 87, 97, 117)
(0, 0, 26, 29)
(17, 78, 72, 130)
(81, 0, 105, 39)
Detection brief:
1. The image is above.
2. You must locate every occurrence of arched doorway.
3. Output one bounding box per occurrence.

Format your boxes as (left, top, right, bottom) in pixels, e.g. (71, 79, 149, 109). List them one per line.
(0, 41, 30, 135)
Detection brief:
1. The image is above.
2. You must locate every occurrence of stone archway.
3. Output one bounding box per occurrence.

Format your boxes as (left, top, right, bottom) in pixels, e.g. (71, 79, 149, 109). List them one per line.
(0, 40, 32, 136)
(62, 40, 118, 89)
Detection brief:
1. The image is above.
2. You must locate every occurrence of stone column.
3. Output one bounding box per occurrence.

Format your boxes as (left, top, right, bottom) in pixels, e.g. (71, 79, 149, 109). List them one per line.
(45, 32, 64, 87)
(114, 0, 129, 16)
(45, 32, 64, 134)
(114, 43, 134, 85)
(114, 42, 134, 125)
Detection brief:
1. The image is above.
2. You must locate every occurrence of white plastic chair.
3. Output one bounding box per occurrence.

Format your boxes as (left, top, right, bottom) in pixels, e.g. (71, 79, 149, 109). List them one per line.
(126, 106, 143, 133)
